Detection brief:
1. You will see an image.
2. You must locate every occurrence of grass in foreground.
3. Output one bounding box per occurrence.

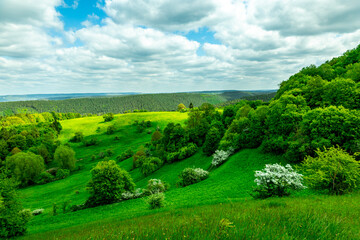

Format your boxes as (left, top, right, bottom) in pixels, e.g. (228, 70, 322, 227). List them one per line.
(21, 193, 360, 240)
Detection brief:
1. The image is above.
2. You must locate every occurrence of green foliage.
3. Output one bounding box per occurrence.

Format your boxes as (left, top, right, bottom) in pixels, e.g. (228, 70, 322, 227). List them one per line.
(86, 160, 135, 207)
(203, 127, 222, 156)
(147, 192, 165, 209)
(6, 152, 45, 186)
(177, 167, 209, 187)
(177, 103, 186, 112)
(301, 147, 360, 195)
(141, 157, 163, 176)
(151, 130, 163, 144)
(103, 113, 114, 122)
(166, 143, 198, 163)
(133, 147, 147, 168)
(116, 148, 134, 162)
(36, 171, 55, 184)
(106, 125, 116, 135)
(0, 173, 31, 238)
(54, 145, 76, 171)
(82, 137, 98, 146)
(70, 132, 84, 143)
(55, 168, 70, 180)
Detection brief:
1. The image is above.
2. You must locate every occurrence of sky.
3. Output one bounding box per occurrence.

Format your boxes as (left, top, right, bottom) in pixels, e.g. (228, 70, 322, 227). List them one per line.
(1, 0, 360, 95)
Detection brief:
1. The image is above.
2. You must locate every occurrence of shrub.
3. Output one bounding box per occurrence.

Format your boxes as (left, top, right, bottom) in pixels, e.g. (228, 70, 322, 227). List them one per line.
(0, 174, 32, 238)
(147, 192, 165, 209)
(151, 130, 163, 144)
(301, 147, 360, 195)
(166, 143, 198, 163)
(69, 204, 85, 212)
(144, 179, 169, 195)
(32, 209, 44, 216)
(252, 163, 306, 199)
(103, 113, 114, 122)
(211, 148, 234, 168)
(6, 152, 45, 186)
(106, 149, 114, 157)
(70, 132, 84, 143)
(106, 125, 116, 135)
(54, 145, 76, 171)
(141, 157, 163, 176)
(36, 171, 54, 184)
(133, 147, 146, 168)
(86, 160, 135, 207)
(56, 169, 70, 179)
(121, 188, 144, 200)
(116, 149, 134, 162)
(177, 167, 209, 187)
(82, 138, 98, 147)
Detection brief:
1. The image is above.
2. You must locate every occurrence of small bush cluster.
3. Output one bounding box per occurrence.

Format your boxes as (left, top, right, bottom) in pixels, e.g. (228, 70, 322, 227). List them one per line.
(134, 120, 151, 133)
(116, 149, 134, 162)
(211, 148, 234, 167)
(177, 167, 209, 187)
(106, 125, 116, 135)
(166, 143, 198, 163)
(252, 163, 306, 199)
(56, 169, 70, 179)
(69, 132, 84, 143)
(144, 179, 169, 195)
(103, 113, 114, 122)
(82, 138, 99, 147)
(141, 157, 163, 176)
(147, 192, 165, 209)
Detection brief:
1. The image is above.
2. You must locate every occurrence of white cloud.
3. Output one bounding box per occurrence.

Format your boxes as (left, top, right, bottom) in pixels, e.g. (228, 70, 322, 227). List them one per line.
(1, 0, 360, 95)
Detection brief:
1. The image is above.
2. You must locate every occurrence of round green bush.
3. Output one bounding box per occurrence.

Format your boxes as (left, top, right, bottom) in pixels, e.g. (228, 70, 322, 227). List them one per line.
(301, 146, 360, 195)
(86, 160, 135, 207)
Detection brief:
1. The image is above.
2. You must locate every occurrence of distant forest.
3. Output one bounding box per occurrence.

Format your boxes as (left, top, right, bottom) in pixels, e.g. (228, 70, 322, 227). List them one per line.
(0, 91, 275, 116)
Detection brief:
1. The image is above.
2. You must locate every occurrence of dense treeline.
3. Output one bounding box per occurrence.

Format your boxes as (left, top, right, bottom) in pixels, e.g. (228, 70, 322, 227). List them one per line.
(218, 44, 360, 162)
(0, 112, 85, 127)
(0, 93, 225, 116)
(220, 90, 276, 101)
(216, 92, 276, 107)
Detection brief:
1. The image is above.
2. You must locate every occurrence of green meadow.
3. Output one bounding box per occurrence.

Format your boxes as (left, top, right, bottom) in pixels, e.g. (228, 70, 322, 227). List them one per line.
(15, 110, 359, 239)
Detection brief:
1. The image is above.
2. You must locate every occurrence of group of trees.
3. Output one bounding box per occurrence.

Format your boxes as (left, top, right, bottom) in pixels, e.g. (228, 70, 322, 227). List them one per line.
(0, 93, 226, 115)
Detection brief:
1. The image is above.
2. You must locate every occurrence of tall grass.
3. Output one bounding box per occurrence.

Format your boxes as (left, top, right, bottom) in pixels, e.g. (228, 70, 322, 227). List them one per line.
(21, 194, 360, 239)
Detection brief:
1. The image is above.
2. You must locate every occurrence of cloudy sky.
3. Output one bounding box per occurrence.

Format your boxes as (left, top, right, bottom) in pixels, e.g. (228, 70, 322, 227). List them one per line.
(1, 0, 360, 95)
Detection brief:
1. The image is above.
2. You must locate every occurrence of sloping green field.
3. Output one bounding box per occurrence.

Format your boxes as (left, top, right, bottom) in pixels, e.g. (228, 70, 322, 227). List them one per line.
(17, 111, 359, 240)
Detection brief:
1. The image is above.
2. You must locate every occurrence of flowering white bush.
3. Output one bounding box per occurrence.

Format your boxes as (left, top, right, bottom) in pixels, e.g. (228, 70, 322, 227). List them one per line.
(253, 163, 306, 199)
(32, 208, 44, 216)
(177, 167, 209, 187)
(211, 147, 234, 167)
(145, 179, 169, 195)
(193, 168, 209, 179)
(121, 188, 144, 200)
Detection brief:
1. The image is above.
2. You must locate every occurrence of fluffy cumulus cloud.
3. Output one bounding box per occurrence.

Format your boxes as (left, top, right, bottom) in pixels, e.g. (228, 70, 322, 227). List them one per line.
(1, 0, 360, 95)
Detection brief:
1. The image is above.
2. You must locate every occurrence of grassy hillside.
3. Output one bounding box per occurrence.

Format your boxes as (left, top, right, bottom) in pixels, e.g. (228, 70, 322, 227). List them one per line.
(22, 194, 360, 240)
(18, 112, 290, 238)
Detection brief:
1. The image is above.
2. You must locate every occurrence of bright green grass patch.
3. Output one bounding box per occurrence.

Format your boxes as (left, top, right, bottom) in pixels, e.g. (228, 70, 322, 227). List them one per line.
(21, 193, 360, 240)
(59, 112, 188, 142)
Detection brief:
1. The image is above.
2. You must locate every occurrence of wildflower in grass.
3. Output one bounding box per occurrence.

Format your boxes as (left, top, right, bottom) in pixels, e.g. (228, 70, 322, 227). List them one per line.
(252, 163, 306, 199)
